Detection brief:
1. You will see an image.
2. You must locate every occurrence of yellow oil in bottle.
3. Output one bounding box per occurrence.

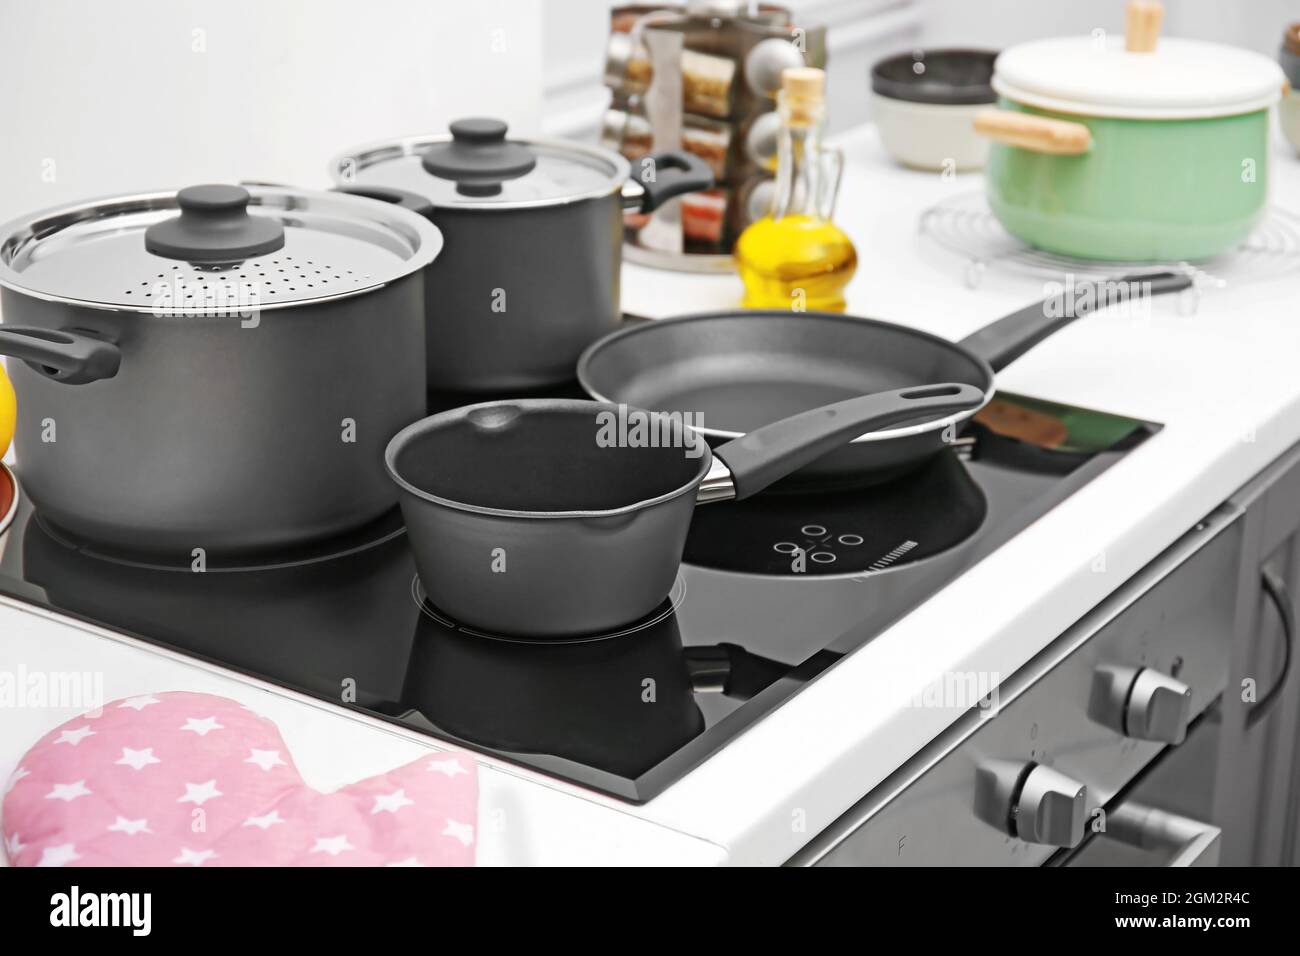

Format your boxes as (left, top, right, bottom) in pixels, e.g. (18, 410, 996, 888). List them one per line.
(735, 66, 857, 312)
(735, 214, 857, 311)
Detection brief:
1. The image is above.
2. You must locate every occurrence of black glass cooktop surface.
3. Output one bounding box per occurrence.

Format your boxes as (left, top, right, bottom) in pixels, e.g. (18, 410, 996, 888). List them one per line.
(0, 391, 1157, 801)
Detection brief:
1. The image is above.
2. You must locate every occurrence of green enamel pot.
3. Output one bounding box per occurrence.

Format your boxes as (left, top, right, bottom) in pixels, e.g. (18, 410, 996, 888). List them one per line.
(981, 100, 1270, 261)
(975, 7, 1284, 263)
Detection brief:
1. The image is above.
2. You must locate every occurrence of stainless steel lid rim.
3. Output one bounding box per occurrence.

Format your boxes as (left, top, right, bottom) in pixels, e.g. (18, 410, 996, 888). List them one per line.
(0, 186, 442, 311)
(330, 133, 632, 211)
(0, 275, 411, 317)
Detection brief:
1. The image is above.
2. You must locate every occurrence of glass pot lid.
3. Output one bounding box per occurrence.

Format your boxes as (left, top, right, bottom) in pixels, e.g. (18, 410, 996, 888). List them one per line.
(331, 118, 629, 210)
(0, 184, 442, 313)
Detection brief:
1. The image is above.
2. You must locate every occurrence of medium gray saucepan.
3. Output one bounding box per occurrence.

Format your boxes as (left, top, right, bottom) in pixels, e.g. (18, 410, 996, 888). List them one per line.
(0, 184, 440, 555)
(385, 384, 984, 637)
(330, 118, 714, 393)
(578, 270, 1193, 491)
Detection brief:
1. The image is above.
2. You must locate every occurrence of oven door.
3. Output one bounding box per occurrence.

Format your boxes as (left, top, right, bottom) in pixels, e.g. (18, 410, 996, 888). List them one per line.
(1054, 711, 1223, 867)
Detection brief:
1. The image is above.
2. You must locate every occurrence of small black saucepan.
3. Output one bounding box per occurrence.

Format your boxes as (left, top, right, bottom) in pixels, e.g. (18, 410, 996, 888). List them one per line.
(578, 271, 1193, 491)
(385, 384, 984, 637)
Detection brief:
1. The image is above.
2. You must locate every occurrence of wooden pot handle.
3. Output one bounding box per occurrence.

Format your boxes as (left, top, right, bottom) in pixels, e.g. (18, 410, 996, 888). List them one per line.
(973, 109, 1092, 155)
(1126, 0, 1164, 53)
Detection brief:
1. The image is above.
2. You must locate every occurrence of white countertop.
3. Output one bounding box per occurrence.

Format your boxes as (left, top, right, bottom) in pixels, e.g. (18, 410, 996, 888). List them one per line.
(4, 124, 1300, 866)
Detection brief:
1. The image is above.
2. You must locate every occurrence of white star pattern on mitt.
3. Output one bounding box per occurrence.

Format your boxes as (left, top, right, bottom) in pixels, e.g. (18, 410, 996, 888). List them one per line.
(45, 780, 92, 802)
(242, 810, 286, 830)
(117, 695, 161, 711)
(174, 847, 216, 866)
(310, 834, 355, 856)
(36, 843, 81, 867)
(107, 816, 151, 836)
(115, 747, 162, 771)
(427, 757, 468, 777)
(4, 766, 29, 794)
(178, 780, 222, 806)
(442, 819, 474, 846)
(54, 726, 96, 747)
(244, 748, 285, 771)
(372, 789, 415, 815)
(179, 716, 224, 736)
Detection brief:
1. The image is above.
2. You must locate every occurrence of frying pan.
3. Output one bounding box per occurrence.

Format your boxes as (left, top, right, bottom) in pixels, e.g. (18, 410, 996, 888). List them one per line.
(577, 270, 1193, 491)
(386, 384, 984, 637)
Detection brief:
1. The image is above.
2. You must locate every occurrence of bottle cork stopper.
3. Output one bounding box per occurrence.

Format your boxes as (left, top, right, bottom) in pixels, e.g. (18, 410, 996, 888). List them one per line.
(782, 67, 824, 101)
(781, 67, 825, 125)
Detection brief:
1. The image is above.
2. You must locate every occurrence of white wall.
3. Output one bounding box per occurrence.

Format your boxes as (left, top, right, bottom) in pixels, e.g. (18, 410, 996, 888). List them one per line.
(541, 0, 924, 139)
(919, 0, 1298, 56)
(4, 0, 1292, 223)
(0, 0, 543, 222)
(541, 0, 1300, 141)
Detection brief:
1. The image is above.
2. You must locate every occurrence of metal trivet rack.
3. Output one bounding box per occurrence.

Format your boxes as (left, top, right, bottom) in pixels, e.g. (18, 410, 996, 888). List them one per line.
(919, 191, 1300, 311)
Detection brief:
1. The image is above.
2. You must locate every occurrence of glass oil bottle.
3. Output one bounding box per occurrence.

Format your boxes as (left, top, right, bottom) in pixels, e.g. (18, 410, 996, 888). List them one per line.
(735, 67, 857, 312)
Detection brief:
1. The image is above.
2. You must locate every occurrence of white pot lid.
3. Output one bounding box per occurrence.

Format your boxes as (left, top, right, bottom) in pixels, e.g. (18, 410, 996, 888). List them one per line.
(993, 35, 1285, 119)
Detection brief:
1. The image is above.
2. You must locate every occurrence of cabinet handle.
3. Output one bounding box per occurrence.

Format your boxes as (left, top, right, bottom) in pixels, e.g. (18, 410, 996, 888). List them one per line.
(1247, 567, 1294, 729)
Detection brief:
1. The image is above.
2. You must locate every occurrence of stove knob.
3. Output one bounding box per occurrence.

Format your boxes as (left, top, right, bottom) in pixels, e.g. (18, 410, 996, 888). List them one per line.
(974, 760, 1088, 848)
(1089, 664, 1192, 744)
(1016, 764, 1089, 847)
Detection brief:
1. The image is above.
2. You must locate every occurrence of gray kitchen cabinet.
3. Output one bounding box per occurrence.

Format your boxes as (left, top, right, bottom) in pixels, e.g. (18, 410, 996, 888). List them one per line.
(1215, 440, 1300, 864)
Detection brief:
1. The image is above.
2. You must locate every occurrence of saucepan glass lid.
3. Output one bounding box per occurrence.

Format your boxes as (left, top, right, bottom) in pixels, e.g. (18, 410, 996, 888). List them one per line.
(332, 118, 627, 210)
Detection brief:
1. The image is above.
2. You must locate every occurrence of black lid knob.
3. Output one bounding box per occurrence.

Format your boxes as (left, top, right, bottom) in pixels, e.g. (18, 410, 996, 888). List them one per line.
(145, 184, 286, 262)
(448, 118, 509, 143)
(421, 117, 537, 197)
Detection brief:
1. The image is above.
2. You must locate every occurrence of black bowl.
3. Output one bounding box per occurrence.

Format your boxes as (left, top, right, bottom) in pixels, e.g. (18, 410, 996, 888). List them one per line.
(871, 48, 998, 105)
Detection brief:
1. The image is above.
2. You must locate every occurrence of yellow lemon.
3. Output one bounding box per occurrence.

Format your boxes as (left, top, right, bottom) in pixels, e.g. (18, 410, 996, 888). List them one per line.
(0, 362, 15, 458)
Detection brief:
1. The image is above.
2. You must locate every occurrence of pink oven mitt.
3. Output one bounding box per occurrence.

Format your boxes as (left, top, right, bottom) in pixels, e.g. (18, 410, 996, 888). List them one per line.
(3, 691, 476, 867)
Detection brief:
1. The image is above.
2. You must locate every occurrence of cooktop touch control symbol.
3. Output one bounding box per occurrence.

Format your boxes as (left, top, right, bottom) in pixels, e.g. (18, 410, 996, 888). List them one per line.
(868, 540, 919, 572)
(775, 523, 867, 570)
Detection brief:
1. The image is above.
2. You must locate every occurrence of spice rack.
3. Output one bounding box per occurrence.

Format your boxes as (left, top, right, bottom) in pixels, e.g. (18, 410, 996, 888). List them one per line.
(603, 2, 826, 272)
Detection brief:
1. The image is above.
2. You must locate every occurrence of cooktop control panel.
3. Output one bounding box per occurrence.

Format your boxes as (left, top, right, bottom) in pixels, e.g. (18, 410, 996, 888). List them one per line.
(792, 502, 1243, 866)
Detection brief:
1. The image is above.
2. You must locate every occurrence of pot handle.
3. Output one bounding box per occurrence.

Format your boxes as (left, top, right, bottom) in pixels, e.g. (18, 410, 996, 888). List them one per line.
(332, 185, 436, 223)
(707, 383, 985, 502)
(973, 109, 1092, 155)
(0, 327, 121, 385)
(622, 151, 715, 213)
(958, 271, 1193, 373)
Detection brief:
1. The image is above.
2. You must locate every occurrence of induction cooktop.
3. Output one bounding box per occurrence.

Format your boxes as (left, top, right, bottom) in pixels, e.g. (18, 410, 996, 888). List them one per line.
(0, 390, 1157, 801)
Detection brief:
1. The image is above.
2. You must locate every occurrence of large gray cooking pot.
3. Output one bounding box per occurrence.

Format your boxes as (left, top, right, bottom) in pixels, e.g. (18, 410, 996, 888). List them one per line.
(331, 118, 712, 393)
(0, 184, 441, 556)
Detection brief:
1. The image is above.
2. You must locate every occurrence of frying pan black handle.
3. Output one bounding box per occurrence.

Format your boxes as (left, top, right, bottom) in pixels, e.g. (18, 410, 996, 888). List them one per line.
(0, 327, 121, 385)
(710, 383, 985, 501)
(958, 271, 1194, 373)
